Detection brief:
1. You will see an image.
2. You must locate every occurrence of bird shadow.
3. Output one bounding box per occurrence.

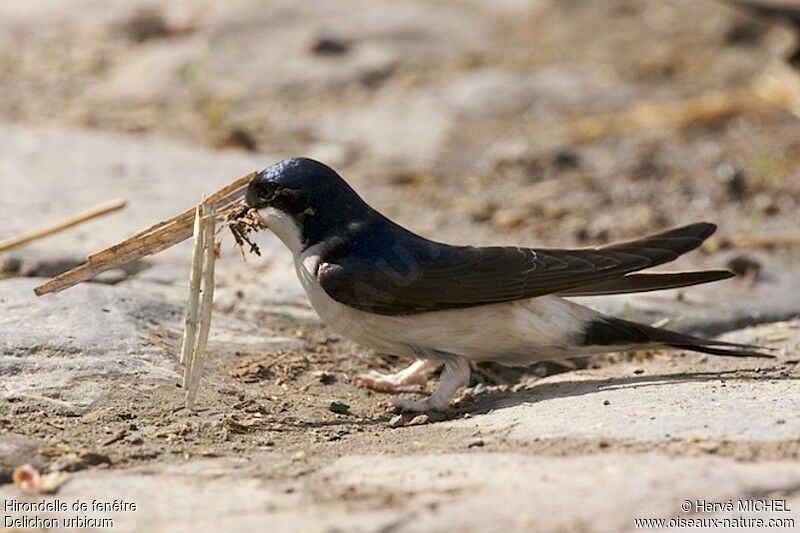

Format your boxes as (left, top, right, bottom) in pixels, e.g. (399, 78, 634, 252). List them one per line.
(464, 367, 799, 416)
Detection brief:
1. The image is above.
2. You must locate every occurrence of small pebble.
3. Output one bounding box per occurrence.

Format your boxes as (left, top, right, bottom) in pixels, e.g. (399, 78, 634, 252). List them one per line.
(313, 371, 337, 385)
(311, 36, 350, 55)
(472, 383, 487, 396)
(725, 21, 763, 46)
(389, 415, 404, 428)
(292, 450, 308, 462)
(716, 162, 747, 199)
(328, 401, 350, 415)
(121, 8, 170, 42)
(217, 128, 258, 152)
(603, 400, 610, 406)
(727, 255, 761, 279)
(552, 148, 580, 169)
(408, 415, 429, 426)
(467, 439, 485, 448)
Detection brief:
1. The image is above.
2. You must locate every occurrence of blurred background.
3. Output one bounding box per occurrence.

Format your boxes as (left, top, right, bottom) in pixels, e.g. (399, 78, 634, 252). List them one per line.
(2, 2, 800, 529)
(2, 0, 798, 248)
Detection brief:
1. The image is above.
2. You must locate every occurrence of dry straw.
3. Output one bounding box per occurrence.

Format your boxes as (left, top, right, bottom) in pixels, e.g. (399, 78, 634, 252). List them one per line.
(182, 202, 218, 408)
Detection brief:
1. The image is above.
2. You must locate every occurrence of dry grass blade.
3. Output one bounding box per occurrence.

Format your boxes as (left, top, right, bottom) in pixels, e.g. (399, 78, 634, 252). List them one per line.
(0, 198, 127, 253)
(185, 204, 217, 408)
(180, 205, 204, 368)
(33, 171, 256, 296)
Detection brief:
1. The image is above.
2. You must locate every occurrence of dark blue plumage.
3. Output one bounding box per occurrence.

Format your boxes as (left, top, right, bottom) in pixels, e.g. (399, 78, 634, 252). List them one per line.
(246, 158, 373, 251)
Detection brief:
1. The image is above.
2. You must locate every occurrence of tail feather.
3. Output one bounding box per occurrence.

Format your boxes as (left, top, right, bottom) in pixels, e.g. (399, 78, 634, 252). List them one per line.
(582, 316, 772, 358)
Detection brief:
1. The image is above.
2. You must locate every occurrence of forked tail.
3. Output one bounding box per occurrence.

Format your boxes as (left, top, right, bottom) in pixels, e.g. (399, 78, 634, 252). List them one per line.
(581, 316, 772, 358)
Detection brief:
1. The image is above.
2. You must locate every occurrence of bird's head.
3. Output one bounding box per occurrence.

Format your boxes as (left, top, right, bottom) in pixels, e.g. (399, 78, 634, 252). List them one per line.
(245, 158, 369, 253)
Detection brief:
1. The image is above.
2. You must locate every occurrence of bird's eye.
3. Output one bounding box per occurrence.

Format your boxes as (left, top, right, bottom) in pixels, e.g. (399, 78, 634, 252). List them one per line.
(245, 175, 279, 208)
(258, 182, 276, 200)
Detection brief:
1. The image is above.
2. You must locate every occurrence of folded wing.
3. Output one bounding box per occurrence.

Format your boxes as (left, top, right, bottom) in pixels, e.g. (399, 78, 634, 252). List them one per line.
(317, 222, 723, 316)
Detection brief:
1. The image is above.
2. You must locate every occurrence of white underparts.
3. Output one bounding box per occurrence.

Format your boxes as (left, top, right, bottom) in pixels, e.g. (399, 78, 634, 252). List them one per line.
(255, 206, 304, 255)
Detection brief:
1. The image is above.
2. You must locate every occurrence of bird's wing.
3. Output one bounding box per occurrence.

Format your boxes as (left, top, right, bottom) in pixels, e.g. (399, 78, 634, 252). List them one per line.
(556, 270, 734, 297)
(317, 222, 719, 316)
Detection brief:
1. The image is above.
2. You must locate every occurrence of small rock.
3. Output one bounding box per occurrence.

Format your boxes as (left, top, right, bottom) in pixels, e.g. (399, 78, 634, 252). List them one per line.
(389, 415, 404, 428)
(292, 450, 308, 462)
(0, 434, 45, 484)
(408, 415, 429, 426)
(311, 36, 351, 56)
(120, 9, 170, 42)
(53, 452, 112, 473)
(468, 439, 485, 448)
(217, 128, 258, 152)
(552, 148, 580, 169)
(313, 371, 338, 385)
(472, 383, 488, 396)
(727, 255, 761, 279)
(426, 412, 449, 423)
(328, 401, 351, 415)
(716, 162, 747, 199)
(725, 21, 763, 46)
(603, 400, 610, 406)
(0, 256, 22, 274)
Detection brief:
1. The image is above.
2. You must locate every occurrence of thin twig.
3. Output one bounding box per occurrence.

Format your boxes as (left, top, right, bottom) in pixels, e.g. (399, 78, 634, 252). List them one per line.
(0, 198, 127, 253)
(34, 171, 255, 296)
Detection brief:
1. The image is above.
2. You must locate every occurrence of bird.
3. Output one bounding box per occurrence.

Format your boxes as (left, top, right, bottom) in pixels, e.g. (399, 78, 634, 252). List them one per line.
(244, 157, 770, 412)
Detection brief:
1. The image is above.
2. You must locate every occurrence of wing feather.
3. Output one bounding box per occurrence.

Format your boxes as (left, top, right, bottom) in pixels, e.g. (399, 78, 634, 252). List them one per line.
(558, 270, 734, 296)
(317, 222, 719, 315)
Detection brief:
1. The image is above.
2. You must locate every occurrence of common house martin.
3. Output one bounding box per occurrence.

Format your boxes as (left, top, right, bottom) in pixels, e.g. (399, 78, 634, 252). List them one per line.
(245, 158, 769, 412)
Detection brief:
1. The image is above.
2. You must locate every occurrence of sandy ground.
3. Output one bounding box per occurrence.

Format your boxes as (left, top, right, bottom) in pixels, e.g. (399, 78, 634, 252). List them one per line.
(1, 1, 800, 531)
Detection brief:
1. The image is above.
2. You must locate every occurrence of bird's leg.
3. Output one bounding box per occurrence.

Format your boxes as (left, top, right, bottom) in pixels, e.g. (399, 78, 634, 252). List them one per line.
(354, 358, 440, 392)
(390, 356, 470, 412)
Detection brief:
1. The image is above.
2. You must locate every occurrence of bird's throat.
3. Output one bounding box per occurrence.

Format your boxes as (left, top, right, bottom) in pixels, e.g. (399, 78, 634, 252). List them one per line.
(255, 206, 304, 255)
